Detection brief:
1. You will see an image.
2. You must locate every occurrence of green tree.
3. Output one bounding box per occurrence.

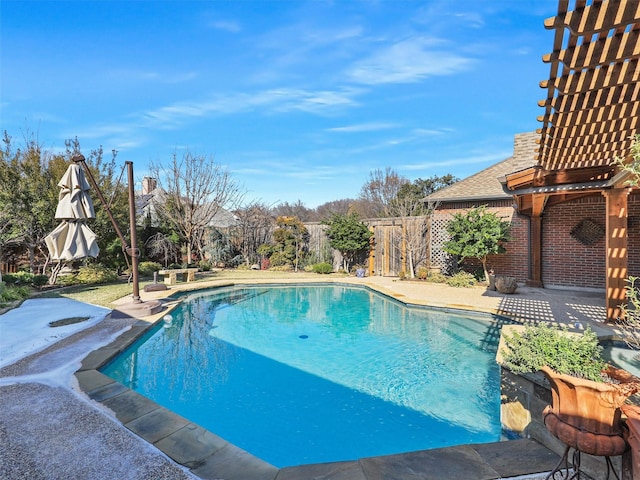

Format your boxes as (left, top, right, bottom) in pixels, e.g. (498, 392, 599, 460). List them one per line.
(270, 216, 309, 271)
(393, 174, 458, 215)
(443, 205, 510, 282)
(0, 131, 58, 273)
(0, 132, 130, 275)
(323, 213, 372, 271)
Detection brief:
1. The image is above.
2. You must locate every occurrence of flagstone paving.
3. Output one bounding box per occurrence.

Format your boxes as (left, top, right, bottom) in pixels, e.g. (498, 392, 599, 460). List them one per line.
(2, 276, 613, 479)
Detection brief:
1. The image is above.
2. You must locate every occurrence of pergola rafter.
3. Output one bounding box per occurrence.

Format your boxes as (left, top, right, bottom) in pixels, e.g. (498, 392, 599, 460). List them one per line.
(503, 0, 640, 322)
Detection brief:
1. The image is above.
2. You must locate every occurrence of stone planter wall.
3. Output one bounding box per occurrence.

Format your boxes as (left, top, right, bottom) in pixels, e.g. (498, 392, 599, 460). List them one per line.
(500, 366, 630, 479)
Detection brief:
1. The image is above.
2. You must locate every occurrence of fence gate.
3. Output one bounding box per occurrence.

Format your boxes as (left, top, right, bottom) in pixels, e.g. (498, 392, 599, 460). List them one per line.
(372, 224, 403, 276)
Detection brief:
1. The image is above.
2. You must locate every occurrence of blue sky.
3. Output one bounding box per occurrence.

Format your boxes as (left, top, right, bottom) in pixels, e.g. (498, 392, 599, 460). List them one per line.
(2, 0, 557, 208)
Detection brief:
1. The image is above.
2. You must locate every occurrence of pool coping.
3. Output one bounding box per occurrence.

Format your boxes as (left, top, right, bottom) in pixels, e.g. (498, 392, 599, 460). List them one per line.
(76, 282, 559, 480)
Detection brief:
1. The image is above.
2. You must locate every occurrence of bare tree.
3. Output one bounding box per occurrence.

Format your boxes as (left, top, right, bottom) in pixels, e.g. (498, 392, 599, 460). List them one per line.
(272, 200, 316, 222)
(230, 201, 274, 266)
(149, 151, 243, 265)
(145, 232, 180, 267)
(315, 198, 355, 220)
(358, 167, 410, 218)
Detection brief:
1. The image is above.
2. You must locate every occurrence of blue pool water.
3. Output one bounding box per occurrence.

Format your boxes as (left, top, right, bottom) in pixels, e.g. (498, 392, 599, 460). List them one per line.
(102, 285, 506, 467)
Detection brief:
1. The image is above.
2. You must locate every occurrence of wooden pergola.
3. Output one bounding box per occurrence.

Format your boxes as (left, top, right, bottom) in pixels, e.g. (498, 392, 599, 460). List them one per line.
(503, 0, 640, 322)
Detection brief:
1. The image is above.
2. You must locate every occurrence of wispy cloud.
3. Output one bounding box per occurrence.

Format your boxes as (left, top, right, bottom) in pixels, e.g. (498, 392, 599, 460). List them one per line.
(106, 69, 197, 84)
(249, 24, 364, 85)
(399, 150, 512, 171)
(412, 128, 451, 137)
(139, 87, 363, 127)
(346, 36, 474, 85)
(327, 122, 397, 133)
(209, 20, 241, 33)
(69, 86, 364, 153)
(453, 12, 485, 29)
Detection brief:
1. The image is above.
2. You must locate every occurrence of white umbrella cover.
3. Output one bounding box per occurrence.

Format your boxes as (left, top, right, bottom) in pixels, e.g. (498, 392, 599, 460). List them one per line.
(45, 221, 99, 261)
(45, 163, 99, 261)
(54, 163, 95, 220)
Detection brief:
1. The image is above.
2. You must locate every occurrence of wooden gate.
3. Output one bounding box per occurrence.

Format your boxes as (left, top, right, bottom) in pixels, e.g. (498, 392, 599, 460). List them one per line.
(371, 223, 403, 276)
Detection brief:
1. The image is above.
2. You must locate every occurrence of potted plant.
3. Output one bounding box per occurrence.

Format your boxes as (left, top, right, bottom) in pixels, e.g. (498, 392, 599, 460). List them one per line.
(499, 323, 640, 477)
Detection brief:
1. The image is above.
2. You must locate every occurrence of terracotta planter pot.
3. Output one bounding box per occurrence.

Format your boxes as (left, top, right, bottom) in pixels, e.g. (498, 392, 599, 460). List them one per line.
(540, 365, 640, 457)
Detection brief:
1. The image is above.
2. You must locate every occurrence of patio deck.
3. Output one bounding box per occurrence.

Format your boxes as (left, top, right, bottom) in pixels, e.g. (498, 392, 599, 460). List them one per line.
(1, 275, 612, 479)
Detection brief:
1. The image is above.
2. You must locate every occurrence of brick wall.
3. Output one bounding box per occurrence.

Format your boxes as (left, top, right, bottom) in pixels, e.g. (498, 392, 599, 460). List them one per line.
(542, 197, 606, 288)
(542, 194, 640, 289)
(433, 194, 640, 290)
(431, 200, 529, 282)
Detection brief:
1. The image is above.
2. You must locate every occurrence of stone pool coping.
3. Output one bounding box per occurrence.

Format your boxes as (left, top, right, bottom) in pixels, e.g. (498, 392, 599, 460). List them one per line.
(76, 280, 567, 479)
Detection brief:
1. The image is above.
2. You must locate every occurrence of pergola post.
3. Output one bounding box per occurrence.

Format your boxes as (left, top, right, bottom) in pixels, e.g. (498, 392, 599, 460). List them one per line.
(528, 215, 544, 287)
(603, 188, 630, 323)
(527, 194, 546, 288)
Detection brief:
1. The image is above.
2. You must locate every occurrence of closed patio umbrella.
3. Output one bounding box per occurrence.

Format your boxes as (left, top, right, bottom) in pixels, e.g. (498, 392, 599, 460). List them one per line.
(45, 162, 99, 282)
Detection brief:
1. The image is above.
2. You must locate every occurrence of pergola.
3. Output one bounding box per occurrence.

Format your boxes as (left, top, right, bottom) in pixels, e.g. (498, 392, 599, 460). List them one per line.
(503, 0, 640, 322)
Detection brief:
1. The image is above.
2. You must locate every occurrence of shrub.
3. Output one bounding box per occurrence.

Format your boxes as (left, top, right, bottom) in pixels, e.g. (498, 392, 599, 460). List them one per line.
(75, 264, 118, 284)
(56, 274, 80, 286)
(446, 271, 477, 288)
(427, 272, 448, 283)
(416, 267, 429, 280)
(501, 323, 606, 382)
(2, 272, 50, 287)
(228, 255, 244, 268)
(0, 283, 30, 305)
(32, 275, 49, 287)
(138, 261, 162, 277)
(270, 264, 293, 272)
(3, 272, 33, 286)
(197, 260, 212, 271)
(312, 262, 333, 274)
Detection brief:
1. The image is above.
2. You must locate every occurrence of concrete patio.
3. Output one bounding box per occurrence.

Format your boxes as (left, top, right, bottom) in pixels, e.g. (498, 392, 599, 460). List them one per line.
(1, 275, 614, 479)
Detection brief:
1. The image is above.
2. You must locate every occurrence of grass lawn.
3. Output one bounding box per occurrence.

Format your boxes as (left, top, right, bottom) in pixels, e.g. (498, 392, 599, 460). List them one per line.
(34, 269, 349, 308)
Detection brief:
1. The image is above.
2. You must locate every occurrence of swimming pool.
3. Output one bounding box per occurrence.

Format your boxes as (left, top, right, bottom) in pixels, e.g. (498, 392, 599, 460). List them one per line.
(102, 284, 507, 467)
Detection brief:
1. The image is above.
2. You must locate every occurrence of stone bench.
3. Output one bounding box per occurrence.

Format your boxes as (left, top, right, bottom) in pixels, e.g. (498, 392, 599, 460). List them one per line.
(158, 268, 198, 285)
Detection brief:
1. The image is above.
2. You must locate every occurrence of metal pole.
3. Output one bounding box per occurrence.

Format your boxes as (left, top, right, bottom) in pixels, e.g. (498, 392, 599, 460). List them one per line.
(72, 153, 140, 302)
(126, 161, 141, 303)
(72, 154, 129, 249)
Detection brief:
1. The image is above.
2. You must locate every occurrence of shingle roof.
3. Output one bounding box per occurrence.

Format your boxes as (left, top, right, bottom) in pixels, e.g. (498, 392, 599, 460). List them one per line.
(426, 132, 539, 203)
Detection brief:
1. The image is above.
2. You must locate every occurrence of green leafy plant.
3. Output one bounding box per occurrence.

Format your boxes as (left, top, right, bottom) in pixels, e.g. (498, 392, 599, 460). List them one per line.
(269, 264, 293, 272)
(0, 282, 30, 306)
(618, 276, 640, 352)
(32, 275, 49, 287)
(2, 272, 49, 287)
(416, 267, 428, 280)
(501, 323, 606, 382)
(74, 264, 118, 284)
(137, 261, 162, 277)
(312, 262, 334, 274)
(427, 271, 448, 283)
(446, 271, 477, 288)
(443, 205, 510, 283)
(322, 213, 372, 272)
(616, 137, 640, 352)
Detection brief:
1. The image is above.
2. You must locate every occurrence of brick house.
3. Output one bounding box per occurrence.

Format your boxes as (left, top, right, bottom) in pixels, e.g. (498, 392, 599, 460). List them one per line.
(428, 1, 639, 323)
(428, 131, 640, 292)
(428, 132, 537, 284)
